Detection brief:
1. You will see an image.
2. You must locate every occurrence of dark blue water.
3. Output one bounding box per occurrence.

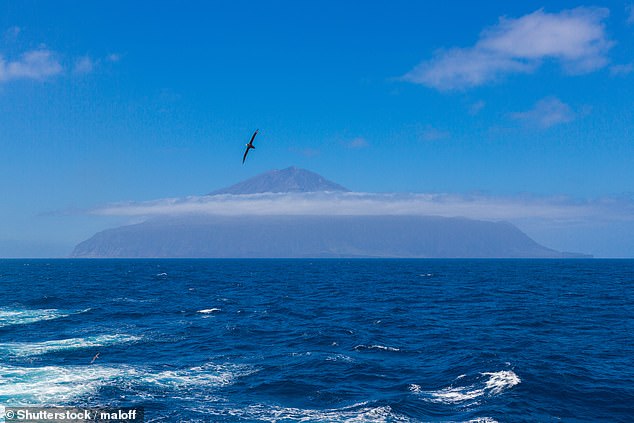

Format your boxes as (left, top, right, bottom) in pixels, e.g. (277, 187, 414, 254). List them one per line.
(0, 259, 632, 422)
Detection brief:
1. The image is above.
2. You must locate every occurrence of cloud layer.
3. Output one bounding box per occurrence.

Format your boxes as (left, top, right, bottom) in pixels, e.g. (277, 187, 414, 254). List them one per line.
(403, 7, 611, 90)
(90, 191, 634, 224)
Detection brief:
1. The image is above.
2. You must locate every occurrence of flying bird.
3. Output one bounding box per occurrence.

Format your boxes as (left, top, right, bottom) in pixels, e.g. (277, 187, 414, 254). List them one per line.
(242, 129, 259, 164)
(90, 352, 100, 364)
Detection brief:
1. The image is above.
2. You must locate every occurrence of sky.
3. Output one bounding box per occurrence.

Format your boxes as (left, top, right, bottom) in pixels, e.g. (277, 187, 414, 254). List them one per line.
(0, 0, 633, 257)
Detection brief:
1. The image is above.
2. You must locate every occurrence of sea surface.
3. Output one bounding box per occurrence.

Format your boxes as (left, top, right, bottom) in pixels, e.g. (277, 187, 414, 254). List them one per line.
(0, 259, 632, 422)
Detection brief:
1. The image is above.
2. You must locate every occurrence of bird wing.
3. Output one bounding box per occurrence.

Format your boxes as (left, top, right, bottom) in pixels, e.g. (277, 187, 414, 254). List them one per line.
(242, 146, 250, 164)
(249, 129, 259, 145)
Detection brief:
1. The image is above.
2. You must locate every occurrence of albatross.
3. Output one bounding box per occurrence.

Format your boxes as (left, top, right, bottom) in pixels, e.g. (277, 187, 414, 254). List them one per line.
(242, 129, 259, 164)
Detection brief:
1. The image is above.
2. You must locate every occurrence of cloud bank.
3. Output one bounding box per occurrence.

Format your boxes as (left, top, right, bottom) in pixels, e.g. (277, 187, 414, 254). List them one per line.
(90, 191, 634, 224)
(403, 7, 611, 90)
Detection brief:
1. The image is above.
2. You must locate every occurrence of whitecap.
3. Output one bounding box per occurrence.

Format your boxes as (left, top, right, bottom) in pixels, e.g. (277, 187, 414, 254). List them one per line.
(0, 334, 141, 358)
(408, 384, 422, 394)
(325, 354, 354, 362)
(427, 386, 485, 404)
(0, 307, 89, 328)
(140, 363, 254, 389)
(481, 370, 521, 395)
(354, 344, 400, 352)
(413, 370, 520, 405)
(197, 308, 221, 314)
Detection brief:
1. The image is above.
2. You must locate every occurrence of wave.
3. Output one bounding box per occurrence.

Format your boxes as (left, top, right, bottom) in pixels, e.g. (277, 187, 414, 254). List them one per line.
(325, 353, 354, 362)
(481, 371, 521, 395)
(110, 297, 157, 304)
(0, 307, 89, 328)
(0, 334, 141, 358)
(0, 362, 255, 406)
(141, 363, 254, 389)
(411, 370, 520, 405)
(197, 308, 221, 314)
(354, 344, 401, 352)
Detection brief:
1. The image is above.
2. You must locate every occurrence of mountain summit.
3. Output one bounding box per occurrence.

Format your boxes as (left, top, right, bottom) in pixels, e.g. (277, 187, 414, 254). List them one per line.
(209, 166, 349, 195)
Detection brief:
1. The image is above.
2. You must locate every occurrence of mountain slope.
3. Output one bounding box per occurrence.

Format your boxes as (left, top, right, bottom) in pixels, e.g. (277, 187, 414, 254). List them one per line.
(71, 215, 588, 258)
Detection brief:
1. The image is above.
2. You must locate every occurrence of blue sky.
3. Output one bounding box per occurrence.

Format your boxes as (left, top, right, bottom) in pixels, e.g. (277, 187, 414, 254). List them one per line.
(1, 0, 633, 257)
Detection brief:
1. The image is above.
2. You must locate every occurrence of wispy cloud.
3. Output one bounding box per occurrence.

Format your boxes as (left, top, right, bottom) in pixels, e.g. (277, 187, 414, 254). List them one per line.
(469, 100, 486, 115)
(73, 56, 94, 74)
(510, 97, 576, 128)
(402, 7, 611, 91)
(0, 49, 63, 82)
(89, 191, 634, 225)
(106, 53, 121, 63)
(610, 63, 634, 76)
(346, 137, 369, 149)
(3, 26, 21, 42)
(419, 126, 450, 141)
(74, 53, 122, 75)
(628, 5, 634, 24)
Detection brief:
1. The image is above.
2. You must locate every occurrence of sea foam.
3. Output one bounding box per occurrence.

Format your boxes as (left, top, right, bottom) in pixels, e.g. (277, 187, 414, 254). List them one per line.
(0, 334, 141, 358)
(354, 344, 401, 352)
(412, 370, 521, 405)
(0, 307, 88, 328)
(0, 362, 254, 406)
(0, 364, 123, 405)
(201, 402, 410, 422)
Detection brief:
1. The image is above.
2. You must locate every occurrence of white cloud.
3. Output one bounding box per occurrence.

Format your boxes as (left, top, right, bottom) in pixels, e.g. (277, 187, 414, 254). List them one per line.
(89, 191, 634, 225)
(402, 7, 611, 90)
(346, 137, 369, 149)
(0, 49, 63, 82)
(73, 56, 94, 74)
(510, 97, 576, 128)
(0, 43, 120, 83)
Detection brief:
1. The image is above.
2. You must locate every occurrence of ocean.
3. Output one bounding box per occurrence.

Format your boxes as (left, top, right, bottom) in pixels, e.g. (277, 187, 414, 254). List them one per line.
(0, 259, 632, 422)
